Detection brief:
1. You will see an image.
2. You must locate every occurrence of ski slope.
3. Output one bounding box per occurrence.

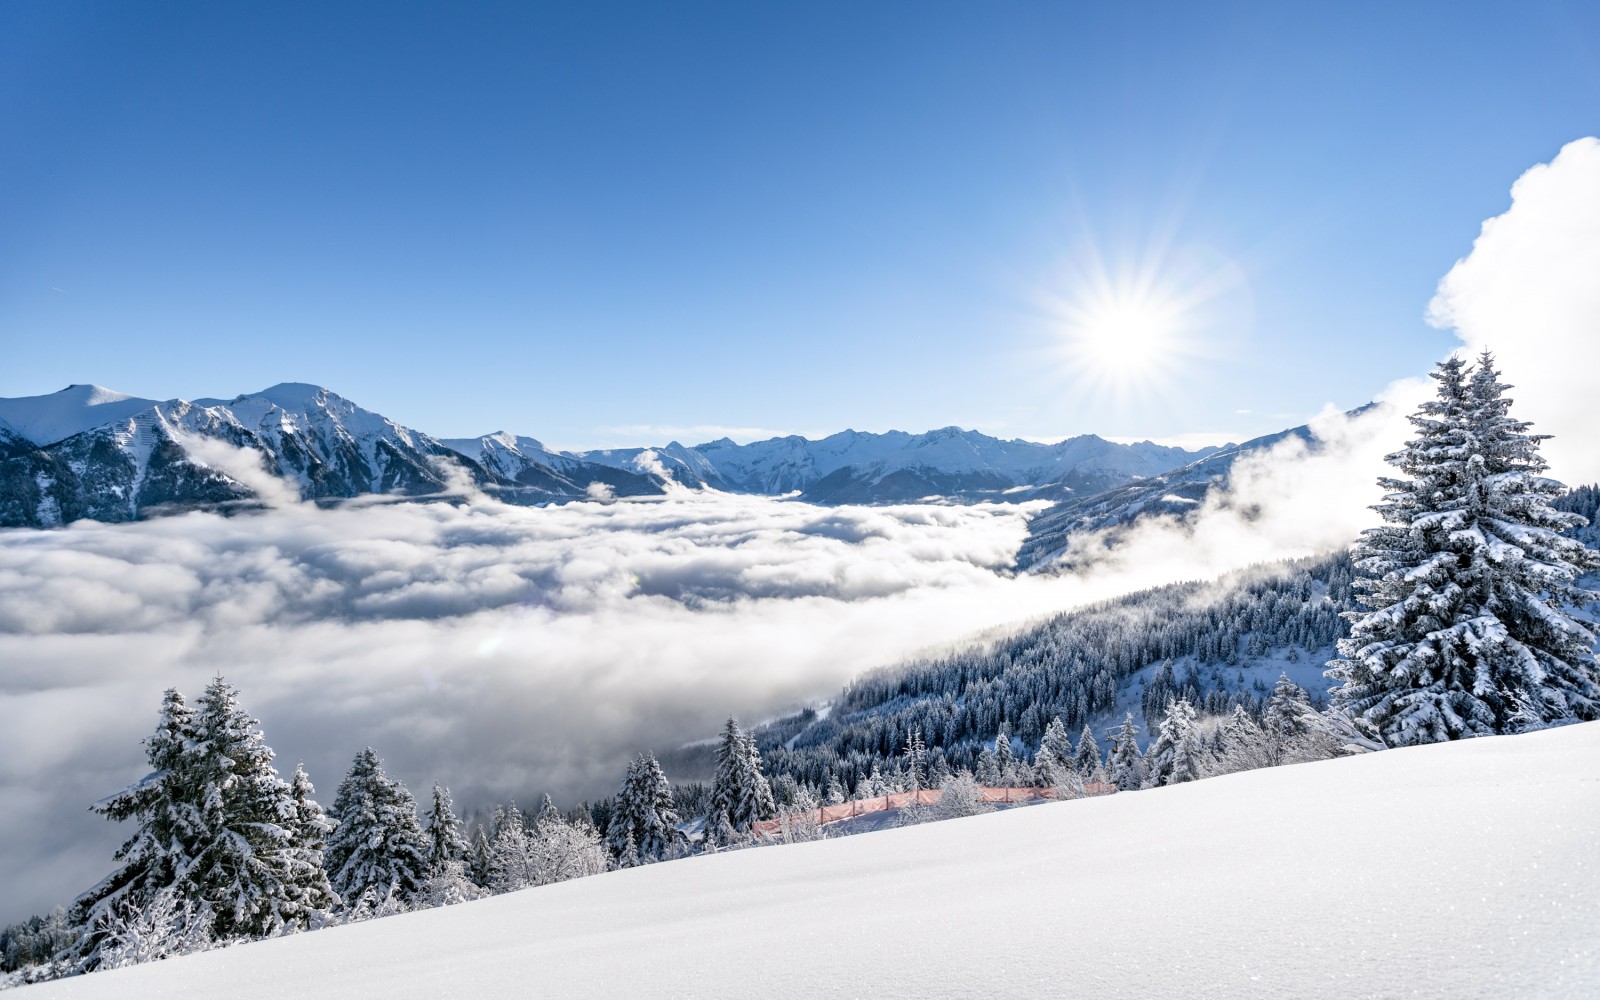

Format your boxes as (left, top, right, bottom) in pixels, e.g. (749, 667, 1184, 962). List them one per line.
(25, 724, 1600, 999)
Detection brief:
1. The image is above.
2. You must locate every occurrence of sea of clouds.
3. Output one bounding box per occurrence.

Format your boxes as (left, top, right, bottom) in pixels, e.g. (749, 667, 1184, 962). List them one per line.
(2, 139, 1597, 925)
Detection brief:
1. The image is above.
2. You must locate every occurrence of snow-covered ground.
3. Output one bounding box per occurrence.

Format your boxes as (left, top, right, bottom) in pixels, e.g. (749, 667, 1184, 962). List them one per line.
(24, 723, 1599, 999)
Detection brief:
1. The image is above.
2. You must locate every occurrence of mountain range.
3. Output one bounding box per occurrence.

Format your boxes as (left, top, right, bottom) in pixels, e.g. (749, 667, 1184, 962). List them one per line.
(0, 383, 1266, 552)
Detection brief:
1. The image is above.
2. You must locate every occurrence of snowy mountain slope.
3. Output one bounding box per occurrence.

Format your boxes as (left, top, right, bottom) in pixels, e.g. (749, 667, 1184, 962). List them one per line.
(25, 723, 1600, 999)
(579, 427, 1217, 504)
(1015, 417, 1336, 570)
(0, 384, 676, 526)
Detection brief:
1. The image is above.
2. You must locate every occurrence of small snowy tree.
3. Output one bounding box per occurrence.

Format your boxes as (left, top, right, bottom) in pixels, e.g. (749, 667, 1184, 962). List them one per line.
(903, 728, 928, 791)
(1105, 713, 1147, 791)
(824, 773, 847, 806)
(1144, 699, 1202, 788)
(486, 802, 534, 893)
(933, 771, 992, 820)
(1033, 717, 1074, 785)
(606, 753, 681, 863)
(1072, 723, 1103, 779)
(96, 889, 214, 971)
(1330, 354, 1600, 744)
(325, 747, 430, 909)
(424, 784, 470, 876)
(992, 722, 1015, 783)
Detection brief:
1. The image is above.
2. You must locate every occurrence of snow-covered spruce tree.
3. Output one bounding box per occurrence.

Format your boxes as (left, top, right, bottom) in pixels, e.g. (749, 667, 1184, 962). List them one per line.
(992, 722, 1014, 783)
(1105, 713, 1147, 791)
(325, 747, 430, 909)
(606, 753, 681, 863)
(467, 825, 493, 887)
(424, 784, 470, 875)
(1329, 353, 1600, 745)
(708, 719, 776, 840)
(1072, 723, 1102, 779)
(184, 677, 337, 938)
(70, 688, 205, 968)
(903, 727, 928, 791)
(1143, 699, 1202, 788)
(1033, 717, 1074, 785)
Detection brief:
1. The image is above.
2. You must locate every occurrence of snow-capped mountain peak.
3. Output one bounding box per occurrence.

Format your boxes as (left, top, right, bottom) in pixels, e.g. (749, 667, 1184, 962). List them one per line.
(0, 383, 161, 447)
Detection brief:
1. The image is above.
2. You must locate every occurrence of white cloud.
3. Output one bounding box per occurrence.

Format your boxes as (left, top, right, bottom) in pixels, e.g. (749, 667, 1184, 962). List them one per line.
(1428, 136, 1600, 484)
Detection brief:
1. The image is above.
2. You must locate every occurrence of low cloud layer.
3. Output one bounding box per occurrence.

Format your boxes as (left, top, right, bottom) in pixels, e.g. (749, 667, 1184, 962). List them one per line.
(1429, 136, 1600, 485)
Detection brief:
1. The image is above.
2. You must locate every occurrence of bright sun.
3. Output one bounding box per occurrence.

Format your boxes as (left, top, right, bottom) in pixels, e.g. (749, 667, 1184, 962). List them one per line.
(1071, 295, 1185, 378)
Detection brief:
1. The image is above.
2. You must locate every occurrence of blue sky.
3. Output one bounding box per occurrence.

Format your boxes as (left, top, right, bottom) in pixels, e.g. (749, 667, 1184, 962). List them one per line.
(2, 1, 1596, 450)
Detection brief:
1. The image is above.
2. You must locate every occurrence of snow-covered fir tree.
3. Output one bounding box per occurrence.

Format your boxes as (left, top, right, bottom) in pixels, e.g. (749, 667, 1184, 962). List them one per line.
(1330, 354, 1600, 745)
(424, 784, 469, 875)
(1203, 705, 1271, 777)
(1143, 699, 1202, 788)
(324, 747, 430, 908)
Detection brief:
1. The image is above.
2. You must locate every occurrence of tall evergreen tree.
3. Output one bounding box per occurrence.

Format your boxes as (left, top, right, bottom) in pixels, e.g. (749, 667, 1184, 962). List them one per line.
(71, 688, 203, 968)
(1330, 355, 1600, 744)
(324, 748, 430, 908)
(708, 719, 776, 838)
(184, 677, 336, 938)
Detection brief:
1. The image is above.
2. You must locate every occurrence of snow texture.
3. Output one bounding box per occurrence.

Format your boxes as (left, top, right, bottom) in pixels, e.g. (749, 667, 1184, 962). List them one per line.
(21, 722, 1599, 999)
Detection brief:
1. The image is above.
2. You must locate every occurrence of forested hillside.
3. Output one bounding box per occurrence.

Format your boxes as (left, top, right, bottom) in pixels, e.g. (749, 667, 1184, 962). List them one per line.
(758, 553, 1357, 792)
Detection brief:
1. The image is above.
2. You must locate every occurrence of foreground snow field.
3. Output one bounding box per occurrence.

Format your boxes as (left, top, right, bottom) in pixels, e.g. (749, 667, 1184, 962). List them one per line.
(25, 724, 1600, 999)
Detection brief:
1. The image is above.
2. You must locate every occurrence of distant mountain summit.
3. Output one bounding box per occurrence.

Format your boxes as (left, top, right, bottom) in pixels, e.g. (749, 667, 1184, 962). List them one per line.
(0, 382, 1225, 528)
(573, 428, 1217, 504)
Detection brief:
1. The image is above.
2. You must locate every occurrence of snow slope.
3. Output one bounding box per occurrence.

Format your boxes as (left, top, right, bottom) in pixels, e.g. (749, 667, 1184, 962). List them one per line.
(26, 723, 1599, 999)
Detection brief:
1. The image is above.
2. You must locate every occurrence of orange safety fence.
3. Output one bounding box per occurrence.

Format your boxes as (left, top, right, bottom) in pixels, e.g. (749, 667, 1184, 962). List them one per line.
(750, 781, 1116, 838)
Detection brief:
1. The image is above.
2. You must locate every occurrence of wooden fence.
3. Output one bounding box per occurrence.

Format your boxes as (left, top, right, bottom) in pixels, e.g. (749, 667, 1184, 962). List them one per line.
(750, 781, 1116, 838)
